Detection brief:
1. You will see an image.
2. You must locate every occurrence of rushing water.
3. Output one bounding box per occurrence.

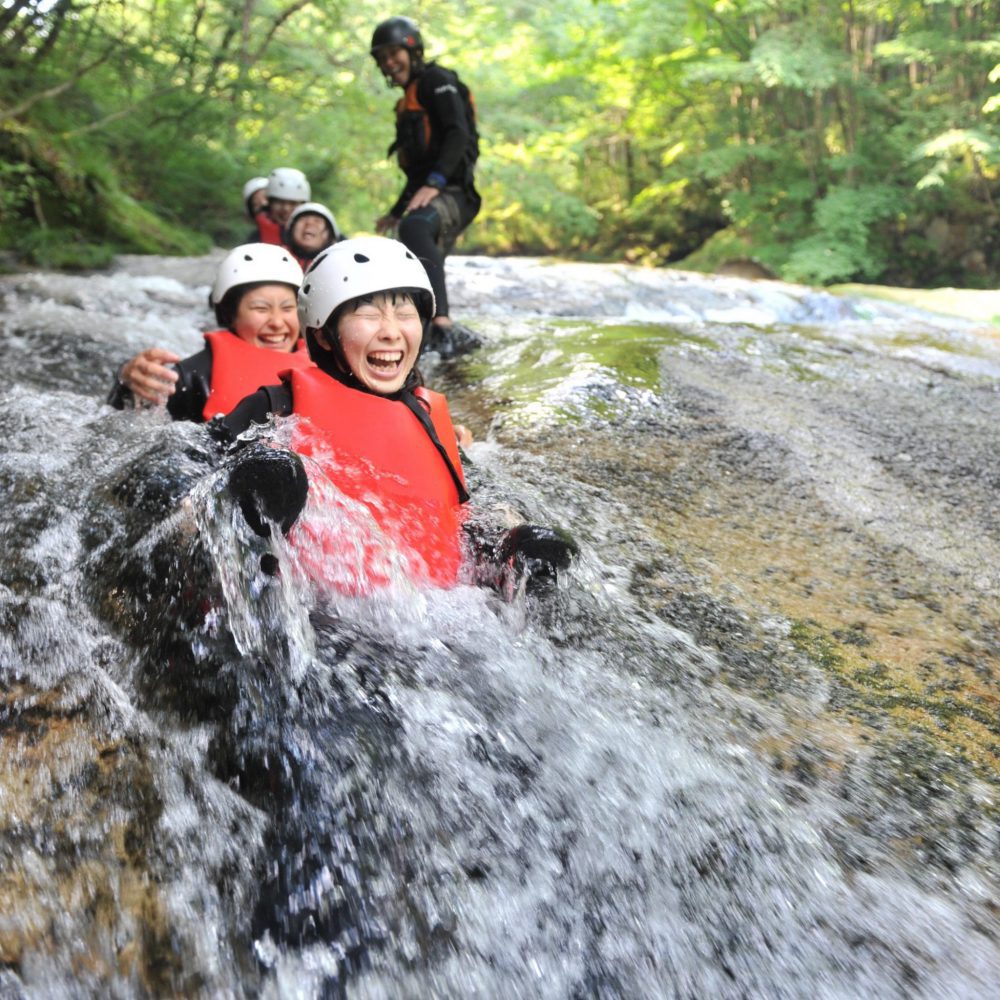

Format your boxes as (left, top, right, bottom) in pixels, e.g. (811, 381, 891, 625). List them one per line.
(1, 253, 999, 998)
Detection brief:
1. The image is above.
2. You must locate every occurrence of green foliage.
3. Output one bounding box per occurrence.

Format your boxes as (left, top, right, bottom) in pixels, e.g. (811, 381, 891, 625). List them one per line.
(750, 27, 845, 92)
(11, 227, 117, 271)
(673, 0, 1000, 285)
(785, 185, 904, 284)
(913, 128, 1000, 179)
(0, 0, 995, 286)
(0, 157, 50, 229)
(474, 159, 600, 254)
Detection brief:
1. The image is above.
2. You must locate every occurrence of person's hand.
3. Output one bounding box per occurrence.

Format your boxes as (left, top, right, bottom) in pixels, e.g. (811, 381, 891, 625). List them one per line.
(455, 424, 473, 448)
(375, 214, 400, 235)
(119, 347, 181, 405)
(228, 446, 308, 538)
(405, 186, 441, 212)
(498, 524, 579, 592)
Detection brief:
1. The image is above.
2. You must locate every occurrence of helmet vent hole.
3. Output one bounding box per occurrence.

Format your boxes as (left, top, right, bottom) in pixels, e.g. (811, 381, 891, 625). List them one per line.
(243, 254, 253, 261)
(303, 284, 311, 295)
(353, 253, 370, 263)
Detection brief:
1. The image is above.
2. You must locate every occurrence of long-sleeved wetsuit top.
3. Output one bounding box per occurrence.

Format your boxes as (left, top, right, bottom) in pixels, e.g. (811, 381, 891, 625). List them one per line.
(389, 62, 479, 218)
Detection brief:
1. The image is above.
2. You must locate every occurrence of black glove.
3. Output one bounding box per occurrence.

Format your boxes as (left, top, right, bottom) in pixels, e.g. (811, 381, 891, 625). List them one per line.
(422, 321, 482, 360)
(228, 446, 308, 538)
(497, 524, 579, 590)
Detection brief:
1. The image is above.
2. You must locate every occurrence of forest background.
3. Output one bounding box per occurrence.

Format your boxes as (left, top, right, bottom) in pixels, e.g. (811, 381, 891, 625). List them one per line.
(0, 0, 996, 288)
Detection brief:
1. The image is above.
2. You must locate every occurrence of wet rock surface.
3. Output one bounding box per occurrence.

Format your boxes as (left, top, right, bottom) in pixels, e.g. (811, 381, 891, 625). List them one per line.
(1, 254, 999, 996)
(440, 301, 1000, 917)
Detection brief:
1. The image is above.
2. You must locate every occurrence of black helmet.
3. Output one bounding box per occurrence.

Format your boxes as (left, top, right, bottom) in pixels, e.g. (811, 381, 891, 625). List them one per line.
(370, 16, 423, 58)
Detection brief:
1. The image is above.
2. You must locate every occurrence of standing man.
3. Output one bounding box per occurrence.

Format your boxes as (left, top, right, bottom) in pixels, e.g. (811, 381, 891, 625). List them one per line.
(370, 16, 481, 356)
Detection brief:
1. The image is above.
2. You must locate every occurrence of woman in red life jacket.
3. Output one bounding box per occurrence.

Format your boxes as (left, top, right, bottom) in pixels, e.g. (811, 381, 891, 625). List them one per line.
(255, 167, 310, 246)
(107, 243, 313, 422)
(218, 236, 468, 591)
(218, 237, 578, 595)
(284, 202, 344, 271)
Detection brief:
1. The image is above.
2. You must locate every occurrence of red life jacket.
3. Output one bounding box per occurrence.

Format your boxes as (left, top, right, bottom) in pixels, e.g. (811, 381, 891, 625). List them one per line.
(287, 366, 467, 593)
(254, 211, 284, 246)
(202, 330, 312, 420)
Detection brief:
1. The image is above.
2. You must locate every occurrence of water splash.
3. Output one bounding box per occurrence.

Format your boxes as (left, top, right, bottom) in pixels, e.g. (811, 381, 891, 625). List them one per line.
(0, 253, 997, 996)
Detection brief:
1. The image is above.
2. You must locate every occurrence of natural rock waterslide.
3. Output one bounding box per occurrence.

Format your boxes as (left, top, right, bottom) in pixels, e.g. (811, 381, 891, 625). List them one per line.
(1, 252, 998, 996)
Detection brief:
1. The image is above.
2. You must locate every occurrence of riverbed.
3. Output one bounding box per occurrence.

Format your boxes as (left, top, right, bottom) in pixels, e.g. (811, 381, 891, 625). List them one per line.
(1, 252, 998, 997)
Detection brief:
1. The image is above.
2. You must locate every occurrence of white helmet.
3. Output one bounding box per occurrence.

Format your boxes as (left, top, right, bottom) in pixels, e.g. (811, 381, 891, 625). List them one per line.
(242, 176, 269, 203)
(298, 236, 435, 331)
(267, 167, 310, 202)
(211, 243, 304, 305)
(287, 201, 342, 240)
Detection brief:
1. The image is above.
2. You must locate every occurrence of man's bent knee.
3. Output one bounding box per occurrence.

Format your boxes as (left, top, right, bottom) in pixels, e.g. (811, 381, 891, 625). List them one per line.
(398, 209, 439, 244)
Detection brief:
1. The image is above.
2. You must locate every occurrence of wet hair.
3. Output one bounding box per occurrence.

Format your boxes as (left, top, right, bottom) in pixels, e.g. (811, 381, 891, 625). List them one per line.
(214, 281, 298, 331)
(305, 290, 425, 393)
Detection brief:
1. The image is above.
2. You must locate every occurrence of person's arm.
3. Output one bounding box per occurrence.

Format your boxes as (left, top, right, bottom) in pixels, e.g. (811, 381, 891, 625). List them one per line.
(227, 443, 308, 539)
(400, 69, 474, 213)
(386, 176, 419, 223)
(207, 383, 292, 449)
(107, 347, 181, 408)
(420, 67, 473, 187)
(208, 382, 304, 540)
(106, 366, 132, 410)
(165, 349, 212, 423)
(464, 518, 579, 597)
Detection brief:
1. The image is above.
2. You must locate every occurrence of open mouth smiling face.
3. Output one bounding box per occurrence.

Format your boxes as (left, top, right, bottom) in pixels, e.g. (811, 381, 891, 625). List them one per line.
(375, 45, 411, 87)
(233, 284, 300, 352)
(292, 216, 332, 253)
(330, 292, 423, 394)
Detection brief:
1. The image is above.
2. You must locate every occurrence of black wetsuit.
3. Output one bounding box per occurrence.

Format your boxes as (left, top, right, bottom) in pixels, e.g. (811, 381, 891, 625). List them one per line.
(212, 381, 293, 443)
(284, 231, 347, 273)
(388, 62, 480, 319)
(107, 350, 214, 423)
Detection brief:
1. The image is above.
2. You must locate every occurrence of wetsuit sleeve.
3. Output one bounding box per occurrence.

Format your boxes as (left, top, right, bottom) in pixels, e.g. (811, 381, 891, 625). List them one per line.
(390, 181, 419, 219)
(208, 383, 293, 448)
(419, 66, 474, 187)
(106, 364, 133, 410)
(166, 349, 212, 423)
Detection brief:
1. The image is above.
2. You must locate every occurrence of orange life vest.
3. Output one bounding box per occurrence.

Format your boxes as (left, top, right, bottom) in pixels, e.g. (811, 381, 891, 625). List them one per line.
(202, 330, 312, 421)
(287, 366, 467, 592)
(254, 211, 284, 246)
(393, 79, 433, 171)
(391, 67, 479, 173)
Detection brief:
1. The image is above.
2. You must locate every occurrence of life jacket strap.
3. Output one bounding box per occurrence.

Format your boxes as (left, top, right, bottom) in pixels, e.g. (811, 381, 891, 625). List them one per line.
(400, 389, 470, 504)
